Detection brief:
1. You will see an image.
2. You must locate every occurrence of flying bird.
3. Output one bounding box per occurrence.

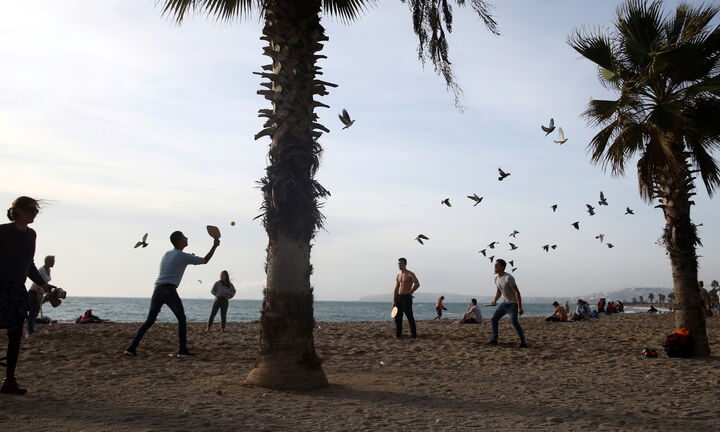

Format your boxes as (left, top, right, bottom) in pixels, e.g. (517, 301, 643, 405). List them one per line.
(467, 194, 483, 206)
(415, 234, 429, 245)
(509, 230, 519, 238)
(598, 191, 608, 206)
(607, 243, 615, 248)
(625, 207, 634, 215)
(554, 127, 568, 145)
(541, 118, 555, 136)
(542, 245, 550, 252)
(596, 234, 605, 243)
(479, 249, 487, 257)
(198, 280, 202, 285)
(489, 256, 495, 263)
(441, 198, 452, 207)
(571, 221, 580, 230)
(488, 241, 498, 249)
(551, 244, 557, 249)
(498, 168, 511, 181)
(338, 109, 355, 129)
(551, 204, 558, 212)
(511, 267, 517, 272)
(509, 243, 518, 250)
(586, 204, 596, 216)
(508, 260, 514, 267)
(134, 233, 148, 249)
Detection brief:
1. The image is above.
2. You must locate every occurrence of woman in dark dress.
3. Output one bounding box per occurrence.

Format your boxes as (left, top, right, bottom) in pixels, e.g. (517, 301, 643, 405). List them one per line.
(0, 196, 53, 394)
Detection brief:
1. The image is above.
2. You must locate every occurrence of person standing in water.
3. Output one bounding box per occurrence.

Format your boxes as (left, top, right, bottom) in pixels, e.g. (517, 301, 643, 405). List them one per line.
(207, 270, 235, 332)
(0, 196, 55, 394)
(125, 230, 219, 357)
(393, 257, 420, 338)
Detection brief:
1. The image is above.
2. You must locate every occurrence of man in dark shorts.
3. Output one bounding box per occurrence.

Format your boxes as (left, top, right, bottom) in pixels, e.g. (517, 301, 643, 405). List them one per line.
(434, 296, 447, 320)
(125, 230, 219, 357)
(393, 257, 419, 338)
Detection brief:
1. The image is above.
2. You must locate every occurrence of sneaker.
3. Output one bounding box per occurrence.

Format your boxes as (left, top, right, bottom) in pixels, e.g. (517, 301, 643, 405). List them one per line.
(0, 377, 27, 395)
(519, 342, 529, 348)
(177, 350, 194, 357)
(124, 347, 137, 356)
(487, 339, 498, 345)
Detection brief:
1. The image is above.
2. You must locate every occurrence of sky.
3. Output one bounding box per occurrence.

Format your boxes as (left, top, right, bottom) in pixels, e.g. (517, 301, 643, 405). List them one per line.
(1, 0, 718, 301)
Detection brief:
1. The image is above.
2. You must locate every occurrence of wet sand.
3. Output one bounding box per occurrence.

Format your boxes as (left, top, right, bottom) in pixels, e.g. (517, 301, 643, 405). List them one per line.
(1, 313, 719, 431)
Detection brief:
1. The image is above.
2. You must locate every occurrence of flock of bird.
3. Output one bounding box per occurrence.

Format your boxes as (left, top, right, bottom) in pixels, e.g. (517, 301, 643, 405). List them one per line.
(408, 118, 640, 274)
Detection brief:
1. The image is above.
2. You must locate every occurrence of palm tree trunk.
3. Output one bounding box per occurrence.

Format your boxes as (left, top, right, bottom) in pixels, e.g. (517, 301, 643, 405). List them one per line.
(244, 0, 330, 389)
(656, 162, 710, 356)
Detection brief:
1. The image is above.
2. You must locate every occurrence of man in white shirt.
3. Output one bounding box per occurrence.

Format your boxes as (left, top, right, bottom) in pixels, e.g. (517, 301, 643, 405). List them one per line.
(460, 299, 482, 324)
(26, 255, 54, 338)
(488, 259, 527, 348)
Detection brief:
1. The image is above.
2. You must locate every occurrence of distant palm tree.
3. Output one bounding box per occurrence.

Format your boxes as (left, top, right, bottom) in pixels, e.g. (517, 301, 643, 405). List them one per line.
(658, 293, 666, 305)
(648, 293, 655, 304)
(569, 0, 720, 356)
(639, 295, 645, 304)
(159, 0, 498, 389)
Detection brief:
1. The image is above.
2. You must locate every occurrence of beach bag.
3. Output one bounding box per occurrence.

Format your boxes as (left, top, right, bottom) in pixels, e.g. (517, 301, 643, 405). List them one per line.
(662, 328, 693, 358)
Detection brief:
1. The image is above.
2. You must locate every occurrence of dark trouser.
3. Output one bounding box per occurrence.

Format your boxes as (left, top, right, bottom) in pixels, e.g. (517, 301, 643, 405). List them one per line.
(207, 298, 229, 328)
(5, 328, 21, 378)
(436, 307, 443, 318)
(128, 284, 186, 352)
(491, 302, 526, 344)
(26, 291, 40, 335)
(545, 316, 561, 322)
(394, 294, 416, 338)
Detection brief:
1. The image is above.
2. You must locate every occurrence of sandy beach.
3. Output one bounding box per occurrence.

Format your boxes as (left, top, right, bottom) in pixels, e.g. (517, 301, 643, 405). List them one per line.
(1, 313, 719, 431)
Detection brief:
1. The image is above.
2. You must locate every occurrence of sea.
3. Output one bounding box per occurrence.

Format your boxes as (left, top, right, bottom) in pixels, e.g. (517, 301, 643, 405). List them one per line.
(39, 297, 560, 323)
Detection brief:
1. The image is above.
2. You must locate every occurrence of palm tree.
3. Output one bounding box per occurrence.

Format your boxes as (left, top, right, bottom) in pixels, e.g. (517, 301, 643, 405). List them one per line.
(639, 295, 644, 304)
(159, 0, 498, 389)
(648, 293, 655, 304)
(658, 293, 666, 305)
(569, 0, 720, 356)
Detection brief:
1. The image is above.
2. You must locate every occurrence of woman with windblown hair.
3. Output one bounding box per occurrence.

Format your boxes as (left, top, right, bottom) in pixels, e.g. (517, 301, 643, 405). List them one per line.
(206, 270, 235, 333)
(0, 196, 54, 394)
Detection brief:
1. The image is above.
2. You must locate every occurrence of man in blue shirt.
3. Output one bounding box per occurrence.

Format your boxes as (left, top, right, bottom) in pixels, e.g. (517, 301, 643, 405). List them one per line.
(125, 230, 219, 357)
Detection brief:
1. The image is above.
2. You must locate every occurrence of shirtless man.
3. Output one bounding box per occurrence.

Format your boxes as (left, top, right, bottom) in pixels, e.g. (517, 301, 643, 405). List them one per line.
(393, 257, 420, 338)
(434, 296, 447, 320)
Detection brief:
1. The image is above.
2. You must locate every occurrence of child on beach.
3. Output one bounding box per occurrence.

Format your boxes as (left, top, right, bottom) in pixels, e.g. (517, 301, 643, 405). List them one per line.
(207, 270, 235, 332)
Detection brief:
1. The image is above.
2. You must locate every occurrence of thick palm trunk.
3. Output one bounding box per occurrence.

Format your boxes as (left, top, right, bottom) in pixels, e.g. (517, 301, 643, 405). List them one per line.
(244, 0, 331, 389)
(655, 161, 710, 356)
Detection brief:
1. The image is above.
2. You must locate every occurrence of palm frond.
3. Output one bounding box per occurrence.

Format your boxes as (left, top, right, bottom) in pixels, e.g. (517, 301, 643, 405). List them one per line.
(323, 0, 375, 23)
(159, 0, 259, 23)
(615, 0, 666, 70)
(686, 136, 720, 196)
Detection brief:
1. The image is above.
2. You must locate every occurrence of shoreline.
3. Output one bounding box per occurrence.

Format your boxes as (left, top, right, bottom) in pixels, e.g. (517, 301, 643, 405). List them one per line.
(2, 313, 718, 431)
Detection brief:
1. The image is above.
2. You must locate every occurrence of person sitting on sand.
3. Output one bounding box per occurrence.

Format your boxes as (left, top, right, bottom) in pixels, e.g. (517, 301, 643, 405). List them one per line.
(616, 300, 624, 313)
(434, 296, 447, 320)
(545, 301, 567, 322)
(570, 299, 591, 321)
(459, 299, 482, 324)
(125, 230, 219, 357)
(393, 257, 419, 338)
(647, 305, 658, 313)
(488, 259, 527, 348)
(596, 298, 606, 314)
(206, 270, 235, 332)
(606, 301, 617, 314)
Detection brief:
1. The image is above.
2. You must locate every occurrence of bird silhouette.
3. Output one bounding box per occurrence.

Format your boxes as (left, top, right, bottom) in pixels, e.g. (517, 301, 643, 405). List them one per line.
(541, 118, 555, 136)
(415, 234, 429, 245)
(498, 168, 511, 181)
(542, 245, 550, 252)
(586, 204, 596, 216)
(198, 280, 202, 285)
(509, 230, 519, 238)
(598, 191, 608, 206)
(554, 127, 568, 145)
(479, 249, 487, 256)
(512, 267, 518, 272)
(607, 243, 615, 248)
(488, 241, 498, 249)
(509, 260, 515, 267)
(571, 221, 580, 230)
(551, 244, 557, 249)
(467, 194, 483, 206)
(134, 233, 149, 249)
(596, 234, 605, 243)
(625, 207, 634, 215)
(551, 204, 558, 212)
(441, 198, 451, 207)
(509, 243, 518, 250)
(489, 256, 495, 263)
(338, 109, 355, 129)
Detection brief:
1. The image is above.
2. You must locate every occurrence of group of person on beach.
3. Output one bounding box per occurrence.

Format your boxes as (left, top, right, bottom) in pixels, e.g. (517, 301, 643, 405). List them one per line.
(393, 257, 527, 347)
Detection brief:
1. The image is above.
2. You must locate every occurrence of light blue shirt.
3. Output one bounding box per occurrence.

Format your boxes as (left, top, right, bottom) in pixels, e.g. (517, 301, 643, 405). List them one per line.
(155, 249, 205, 287)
